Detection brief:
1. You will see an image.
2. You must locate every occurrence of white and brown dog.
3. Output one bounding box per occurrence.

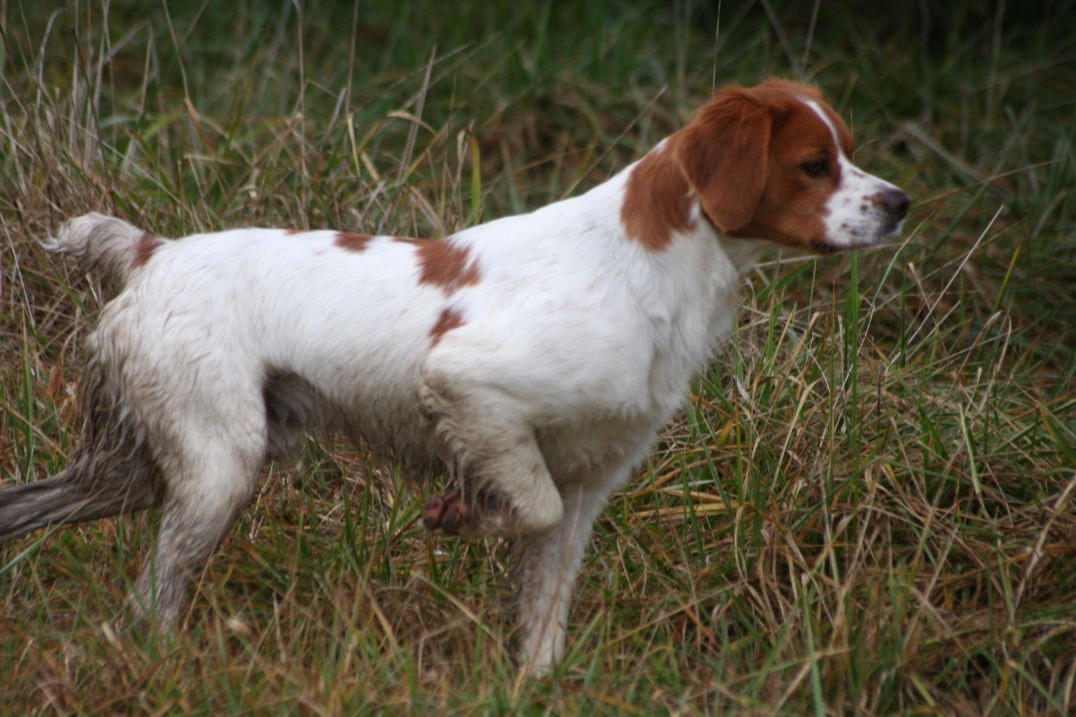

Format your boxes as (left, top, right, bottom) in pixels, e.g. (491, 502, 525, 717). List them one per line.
(0, 80, 908, 675)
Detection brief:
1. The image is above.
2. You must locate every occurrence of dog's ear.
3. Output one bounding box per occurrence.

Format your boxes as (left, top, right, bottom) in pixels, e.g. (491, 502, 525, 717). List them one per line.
(672, 87, 771, 233)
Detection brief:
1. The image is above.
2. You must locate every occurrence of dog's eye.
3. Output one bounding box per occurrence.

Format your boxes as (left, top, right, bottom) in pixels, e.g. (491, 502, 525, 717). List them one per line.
(800, 159, 829, 178)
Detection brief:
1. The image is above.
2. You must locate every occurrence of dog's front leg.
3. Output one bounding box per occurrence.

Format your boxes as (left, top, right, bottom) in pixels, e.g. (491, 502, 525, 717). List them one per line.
(514, 475, 621, 676)
(417, 377, 563, 538)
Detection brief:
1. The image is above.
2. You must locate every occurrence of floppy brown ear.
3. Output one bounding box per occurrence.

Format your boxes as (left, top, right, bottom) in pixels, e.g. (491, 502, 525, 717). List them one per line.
(672, 88, 772, 233)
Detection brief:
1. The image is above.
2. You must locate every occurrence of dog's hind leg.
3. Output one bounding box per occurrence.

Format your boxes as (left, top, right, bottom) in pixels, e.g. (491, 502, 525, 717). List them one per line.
(0, 461, 160, 544)
(129, 434, 264, 627)
(123, 365, 269, 628)
(0, 359, 163, 545)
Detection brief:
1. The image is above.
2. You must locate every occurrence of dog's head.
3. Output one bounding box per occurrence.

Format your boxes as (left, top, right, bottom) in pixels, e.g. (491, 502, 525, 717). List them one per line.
(672, 79, 910, 253)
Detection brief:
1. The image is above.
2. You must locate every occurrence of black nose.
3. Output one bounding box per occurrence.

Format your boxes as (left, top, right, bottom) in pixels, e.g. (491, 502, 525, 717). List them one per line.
(874, 188, 911, 218)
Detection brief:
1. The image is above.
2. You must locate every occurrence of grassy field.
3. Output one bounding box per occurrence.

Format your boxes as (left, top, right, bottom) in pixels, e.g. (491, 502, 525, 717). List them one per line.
(2, 0, 1074, 713)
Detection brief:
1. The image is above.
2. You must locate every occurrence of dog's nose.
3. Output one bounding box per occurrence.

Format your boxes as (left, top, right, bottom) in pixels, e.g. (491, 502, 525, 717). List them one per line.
(873, 188, 911, 219)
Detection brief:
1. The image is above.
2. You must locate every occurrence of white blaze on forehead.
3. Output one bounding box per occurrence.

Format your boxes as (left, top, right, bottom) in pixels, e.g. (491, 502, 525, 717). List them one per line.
(799, 96, 905, 248)
(802, 98, 847, 159)
(801, 98, 871, 182)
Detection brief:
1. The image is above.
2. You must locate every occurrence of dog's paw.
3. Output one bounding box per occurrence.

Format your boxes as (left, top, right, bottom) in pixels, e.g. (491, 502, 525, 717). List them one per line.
(422, 490, 511, 538)
(423, 490, 469, 532)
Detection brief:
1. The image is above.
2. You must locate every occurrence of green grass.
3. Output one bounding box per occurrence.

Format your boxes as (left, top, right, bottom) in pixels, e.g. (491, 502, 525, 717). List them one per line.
(2, 0, 1074, 713)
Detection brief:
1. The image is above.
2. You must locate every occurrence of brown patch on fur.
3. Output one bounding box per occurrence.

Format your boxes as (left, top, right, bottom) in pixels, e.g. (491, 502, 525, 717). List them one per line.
(429, 307, 465, 346)
(284, 228, 306, 236)
(335, 232, 374, 252)
(131, 233, 163, 269)
(396, 238, 481, 293)
(620, 146, 696, 251)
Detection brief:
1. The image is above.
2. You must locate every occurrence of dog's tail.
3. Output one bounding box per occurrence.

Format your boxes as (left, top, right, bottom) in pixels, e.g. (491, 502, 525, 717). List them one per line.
(42, 213, 164, 289)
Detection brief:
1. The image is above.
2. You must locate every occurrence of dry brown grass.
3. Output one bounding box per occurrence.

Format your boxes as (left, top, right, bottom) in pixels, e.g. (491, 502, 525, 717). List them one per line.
(2, 1, 1074, 713)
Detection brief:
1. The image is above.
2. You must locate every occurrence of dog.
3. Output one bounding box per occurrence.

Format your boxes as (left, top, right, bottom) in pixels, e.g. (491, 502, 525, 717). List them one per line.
(0, 80, 909, 676)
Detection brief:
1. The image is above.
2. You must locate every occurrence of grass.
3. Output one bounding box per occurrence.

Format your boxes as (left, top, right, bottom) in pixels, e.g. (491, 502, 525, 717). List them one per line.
(2, 0, 1074, 713)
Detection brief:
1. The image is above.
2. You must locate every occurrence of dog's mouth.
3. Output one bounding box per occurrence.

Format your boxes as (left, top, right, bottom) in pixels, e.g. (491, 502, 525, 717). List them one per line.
(810, 240, 842, 255)
(811, 221, 906, 254)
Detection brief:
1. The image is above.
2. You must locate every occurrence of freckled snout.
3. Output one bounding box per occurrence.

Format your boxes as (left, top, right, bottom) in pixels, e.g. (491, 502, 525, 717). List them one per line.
(822, 176, 911, 252)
